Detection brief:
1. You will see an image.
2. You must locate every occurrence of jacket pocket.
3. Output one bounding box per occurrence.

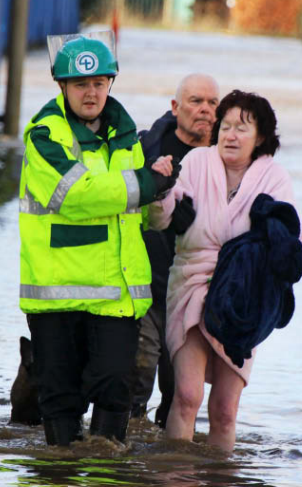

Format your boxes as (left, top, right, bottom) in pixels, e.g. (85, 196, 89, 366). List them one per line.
(50, 224, 108, 248)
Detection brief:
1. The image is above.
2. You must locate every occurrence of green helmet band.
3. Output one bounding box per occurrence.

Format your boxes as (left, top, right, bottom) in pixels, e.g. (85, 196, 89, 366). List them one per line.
(53, 36, 118, 80)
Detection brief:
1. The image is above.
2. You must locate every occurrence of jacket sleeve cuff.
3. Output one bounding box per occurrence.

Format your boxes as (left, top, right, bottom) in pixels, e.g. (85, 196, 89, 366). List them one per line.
(134, 167, 157, 206)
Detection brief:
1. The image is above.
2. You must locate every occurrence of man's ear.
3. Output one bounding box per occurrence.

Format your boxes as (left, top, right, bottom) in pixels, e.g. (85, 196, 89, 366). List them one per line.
(171, 99, 178, 116)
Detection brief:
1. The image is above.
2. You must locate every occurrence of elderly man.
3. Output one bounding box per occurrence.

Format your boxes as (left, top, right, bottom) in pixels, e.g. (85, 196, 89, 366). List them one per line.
(131, 73, 220, 428)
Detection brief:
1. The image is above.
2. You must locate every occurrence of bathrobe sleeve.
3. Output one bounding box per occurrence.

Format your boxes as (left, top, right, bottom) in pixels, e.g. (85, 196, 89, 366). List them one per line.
(149, 148, 202, 230)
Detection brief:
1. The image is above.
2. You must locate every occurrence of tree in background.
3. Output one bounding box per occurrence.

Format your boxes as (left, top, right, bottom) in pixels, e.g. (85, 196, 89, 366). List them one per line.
(191, 0, 229, 22)
(231, 0, 302, 36)
(80, 0, 164, 25)
(80, 0, 110, 23)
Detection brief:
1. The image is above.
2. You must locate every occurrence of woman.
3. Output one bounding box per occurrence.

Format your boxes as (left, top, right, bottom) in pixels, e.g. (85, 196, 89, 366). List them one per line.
(150, 90, 298, 452)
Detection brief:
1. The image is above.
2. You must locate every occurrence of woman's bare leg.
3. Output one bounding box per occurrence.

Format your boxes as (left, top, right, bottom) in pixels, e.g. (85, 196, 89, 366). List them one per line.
(166, 326, 211, 440)
(207, 355, 244, 452)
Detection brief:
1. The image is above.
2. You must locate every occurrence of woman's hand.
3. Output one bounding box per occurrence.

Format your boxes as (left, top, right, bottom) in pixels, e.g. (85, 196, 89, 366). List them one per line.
(151, 155, 173, 177)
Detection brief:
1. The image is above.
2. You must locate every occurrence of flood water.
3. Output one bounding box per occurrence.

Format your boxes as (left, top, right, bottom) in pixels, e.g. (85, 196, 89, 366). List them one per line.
(0, 26, 302, 486)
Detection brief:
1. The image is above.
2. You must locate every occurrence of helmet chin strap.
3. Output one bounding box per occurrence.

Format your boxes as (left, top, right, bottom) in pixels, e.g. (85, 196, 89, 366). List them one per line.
(108, 76, 115, 93)
(80, 115, 100, 125)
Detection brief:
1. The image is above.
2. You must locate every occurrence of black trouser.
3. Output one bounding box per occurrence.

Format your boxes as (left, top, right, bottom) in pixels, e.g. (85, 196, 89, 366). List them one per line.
(28, 311, 139, 421)
(132, 303, 174, 426)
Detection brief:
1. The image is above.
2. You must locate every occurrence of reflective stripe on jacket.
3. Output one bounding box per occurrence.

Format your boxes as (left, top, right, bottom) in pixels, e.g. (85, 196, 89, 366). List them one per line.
(19, 93, 152, 319)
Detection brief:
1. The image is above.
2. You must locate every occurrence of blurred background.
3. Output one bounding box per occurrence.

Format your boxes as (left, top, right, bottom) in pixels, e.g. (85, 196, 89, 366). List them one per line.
(2, 0, 302, 63)
(79, 0, 302, 36)
(1, 0, 302, 204)
(1, 0, 302, 139)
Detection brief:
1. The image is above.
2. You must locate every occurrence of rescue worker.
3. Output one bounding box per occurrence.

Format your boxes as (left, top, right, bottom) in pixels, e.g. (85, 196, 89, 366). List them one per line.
(18, 33, 179, 447)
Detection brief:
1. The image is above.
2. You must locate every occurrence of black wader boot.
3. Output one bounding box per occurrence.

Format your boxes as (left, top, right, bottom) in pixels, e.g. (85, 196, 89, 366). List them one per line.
(154, 394, 173, 429)
(130, 402, 147, 419)
(90, 406, 130, 443)
(43, 416, 84, 446)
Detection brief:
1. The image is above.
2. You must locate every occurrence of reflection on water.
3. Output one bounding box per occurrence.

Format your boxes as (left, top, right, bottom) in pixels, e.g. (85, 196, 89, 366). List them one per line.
(0, 417, 283, 486)
(1, 369, 302, 487)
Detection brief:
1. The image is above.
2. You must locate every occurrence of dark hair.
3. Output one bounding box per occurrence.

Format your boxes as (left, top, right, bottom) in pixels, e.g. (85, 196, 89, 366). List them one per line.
(211, 90, 280, 161)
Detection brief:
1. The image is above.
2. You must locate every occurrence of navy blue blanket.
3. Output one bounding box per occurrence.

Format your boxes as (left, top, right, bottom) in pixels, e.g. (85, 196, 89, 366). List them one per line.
(204, 193, 302, 368)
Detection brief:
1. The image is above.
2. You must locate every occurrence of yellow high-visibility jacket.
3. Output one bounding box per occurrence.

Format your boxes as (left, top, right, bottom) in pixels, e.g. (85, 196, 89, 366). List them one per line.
(19, 93, 153, 319)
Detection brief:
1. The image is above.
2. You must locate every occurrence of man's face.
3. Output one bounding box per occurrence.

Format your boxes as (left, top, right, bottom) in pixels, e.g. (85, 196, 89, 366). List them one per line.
(61, 76, 111, 120)
(172, 77, 219, 146)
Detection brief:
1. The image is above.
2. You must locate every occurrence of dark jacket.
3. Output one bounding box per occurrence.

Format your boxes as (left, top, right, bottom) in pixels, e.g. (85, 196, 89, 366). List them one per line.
(139, 110, 177, 163)
(204, 193, 302, 368)
(139, 111, 178, 307)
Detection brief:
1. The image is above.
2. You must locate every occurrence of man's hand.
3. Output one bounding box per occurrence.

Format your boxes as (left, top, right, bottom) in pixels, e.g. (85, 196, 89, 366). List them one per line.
(134, 156, 181, 206)
(151, 155, 174, 176)
(147, 156, 181, 198)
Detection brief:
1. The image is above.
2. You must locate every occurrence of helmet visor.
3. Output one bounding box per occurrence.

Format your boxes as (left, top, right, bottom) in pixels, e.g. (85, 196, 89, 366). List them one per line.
(47, 30, 117, 73)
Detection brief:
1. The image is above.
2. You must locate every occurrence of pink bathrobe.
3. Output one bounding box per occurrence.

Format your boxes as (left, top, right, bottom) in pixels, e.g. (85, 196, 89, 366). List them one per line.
(149, 145, 297, 385)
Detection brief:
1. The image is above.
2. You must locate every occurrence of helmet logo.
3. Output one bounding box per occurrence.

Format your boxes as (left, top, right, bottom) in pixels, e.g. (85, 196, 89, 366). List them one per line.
(75, 51, 99, 74)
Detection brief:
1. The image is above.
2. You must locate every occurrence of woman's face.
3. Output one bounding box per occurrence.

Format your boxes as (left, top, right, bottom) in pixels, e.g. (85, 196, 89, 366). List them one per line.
(218, 107, 262, 168)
